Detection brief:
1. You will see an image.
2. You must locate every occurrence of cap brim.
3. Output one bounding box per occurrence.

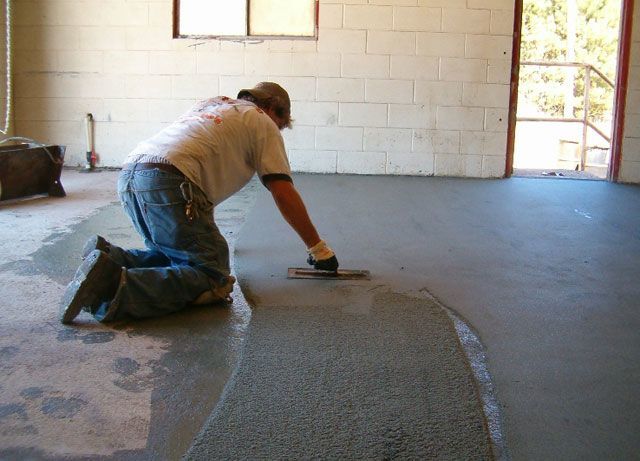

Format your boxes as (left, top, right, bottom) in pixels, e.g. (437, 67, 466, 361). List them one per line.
(237, 88, 271, 100)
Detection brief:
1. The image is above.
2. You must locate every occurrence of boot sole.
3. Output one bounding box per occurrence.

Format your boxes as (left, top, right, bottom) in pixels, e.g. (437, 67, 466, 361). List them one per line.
(81, 235, 109, 260)
(60, 250, 120, 324)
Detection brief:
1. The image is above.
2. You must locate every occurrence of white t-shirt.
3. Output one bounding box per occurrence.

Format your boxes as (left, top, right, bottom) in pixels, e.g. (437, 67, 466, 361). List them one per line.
(125, 96, 292, 206)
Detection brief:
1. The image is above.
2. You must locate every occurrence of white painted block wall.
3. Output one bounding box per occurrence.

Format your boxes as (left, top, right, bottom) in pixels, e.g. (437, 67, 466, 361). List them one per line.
(8, 0, 640, 182)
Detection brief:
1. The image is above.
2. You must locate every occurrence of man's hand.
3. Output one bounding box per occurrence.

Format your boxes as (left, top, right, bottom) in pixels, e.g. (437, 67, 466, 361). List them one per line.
(307, 240, 339, 272)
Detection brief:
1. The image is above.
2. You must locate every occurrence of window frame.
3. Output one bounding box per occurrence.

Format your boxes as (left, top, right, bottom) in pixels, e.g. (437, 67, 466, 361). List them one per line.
(172, 0, 319, 40)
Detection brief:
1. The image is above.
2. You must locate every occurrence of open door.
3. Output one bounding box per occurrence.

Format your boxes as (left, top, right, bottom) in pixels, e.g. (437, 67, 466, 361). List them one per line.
(506, 0, 634, 181)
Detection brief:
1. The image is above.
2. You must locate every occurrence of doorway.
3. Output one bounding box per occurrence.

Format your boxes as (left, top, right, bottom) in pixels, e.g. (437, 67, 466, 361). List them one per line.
(506, 0, 634, 181)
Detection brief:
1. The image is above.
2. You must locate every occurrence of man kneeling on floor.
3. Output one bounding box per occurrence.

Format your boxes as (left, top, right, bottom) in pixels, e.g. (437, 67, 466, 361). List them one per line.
(60, 82, 339, 324)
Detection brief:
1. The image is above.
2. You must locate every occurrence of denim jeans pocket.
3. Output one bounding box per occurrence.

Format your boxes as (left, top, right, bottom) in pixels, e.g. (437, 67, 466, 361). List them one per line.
(143, 190, 222, 250)
(138, 186, 194, 248)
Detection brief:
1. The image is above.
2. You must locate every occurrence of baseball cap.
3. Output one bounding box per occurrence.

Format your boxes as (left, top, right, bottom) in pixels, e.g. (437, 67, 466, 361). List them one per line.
(237, 82, 291, 127)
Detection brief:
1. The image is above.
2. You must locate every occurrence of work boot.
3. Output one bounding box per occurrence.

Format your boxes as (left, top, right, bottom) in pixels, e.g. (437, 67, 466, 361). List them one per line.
(60, 249, 123, 324)
(82, 235, 110, 259)
(192, 275, 236, 306)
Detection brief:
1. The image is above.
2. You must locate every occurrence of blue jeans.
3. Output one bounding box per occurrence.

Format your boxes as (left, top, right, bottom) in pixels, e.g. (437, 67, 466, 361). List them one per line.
(94, 167, 230, 322)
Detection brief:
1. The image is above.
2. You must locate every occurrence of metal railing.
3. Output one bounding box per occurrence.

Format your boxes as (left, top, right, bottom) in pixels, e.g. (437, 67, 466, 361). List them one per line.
(517, 61, 614, 171)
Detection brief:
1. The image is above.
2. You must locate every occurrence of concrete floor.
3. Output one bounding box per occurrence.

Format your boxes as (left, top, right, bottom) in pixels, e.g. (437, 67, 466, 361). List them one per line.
(0, 169, 257, 460)
(232, 173, 640, 460)
(1, 169, 639, 459)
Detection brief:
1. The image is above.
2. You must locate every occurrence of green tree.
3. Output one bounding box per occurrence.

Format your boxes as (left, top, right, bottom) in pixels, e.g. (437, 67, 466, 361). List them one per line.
(519, 0, 620, 120)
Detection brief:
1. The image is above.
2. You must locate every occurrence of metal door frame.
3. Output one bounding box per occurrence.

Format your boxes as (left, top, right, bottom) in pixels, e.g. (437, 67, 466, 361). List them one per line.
(505, 0, 635, 182)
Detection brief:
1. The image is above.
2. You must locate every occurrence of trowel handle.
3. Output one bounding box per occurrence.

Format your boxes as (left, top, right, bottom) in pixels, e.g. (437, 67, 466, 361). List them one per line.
(84, 113, 94, 152)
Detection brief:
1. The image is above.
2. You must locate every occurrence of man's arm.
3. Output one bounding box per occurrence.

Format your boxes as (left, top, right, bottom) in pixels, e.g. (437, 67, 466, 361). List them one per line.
(266, 178, 339, 271)
(266, 178, 321, 248)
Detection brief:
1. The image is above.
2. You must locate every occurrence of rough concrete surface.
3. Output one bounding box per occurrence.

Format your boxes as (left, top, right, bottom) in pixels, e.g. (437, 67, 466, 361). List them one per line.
(187, 294, 493, 460)
(0, 169, 257, 460)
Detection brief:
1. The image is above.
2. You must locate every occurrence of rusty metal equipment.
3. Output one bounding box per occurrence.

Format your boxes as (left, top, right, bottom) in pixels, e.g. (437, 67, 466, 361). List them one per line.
(0, 142, 66, 201)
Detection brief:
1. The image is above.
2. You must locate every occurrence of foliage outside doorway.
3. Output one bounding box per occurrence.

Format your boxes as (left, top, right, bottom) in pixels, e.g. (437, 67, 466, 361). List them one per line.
(513, 0, 622, 180)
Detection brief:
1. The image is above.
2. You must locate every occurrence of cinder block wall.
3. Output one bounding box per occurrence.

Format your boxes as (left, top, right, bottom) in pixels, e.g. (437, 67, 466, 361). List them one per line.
(8, 0, 640, 182)
(620, 3, 640, 183)
(11, 0, 512, 177)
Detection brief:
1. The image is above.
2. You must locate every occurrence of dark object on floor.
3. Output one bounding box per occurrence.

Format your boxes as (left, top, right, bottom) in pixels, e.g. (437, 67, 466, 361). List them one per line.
(0, 143, 66, 201)
(288, 267, 371, 280)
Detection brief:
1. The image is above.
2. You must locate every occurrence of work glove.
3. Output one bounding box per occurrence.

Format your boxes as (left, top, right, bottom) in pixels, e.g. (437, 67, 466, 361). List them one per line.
(307, 240, 339, 272)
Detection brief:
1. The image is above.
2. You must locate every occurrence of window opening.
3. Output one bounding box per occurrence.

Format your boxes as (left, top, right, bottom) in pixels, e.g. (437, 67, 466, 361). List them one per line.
(174, 0, 317, 39)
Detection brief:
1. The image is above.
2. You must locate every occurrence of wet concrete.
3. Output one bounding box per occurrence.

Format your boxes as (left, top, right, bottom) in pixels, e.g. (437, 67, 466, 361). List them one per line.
(231, 173, 638, 460)
(1, 170, 639, 459)
(187, 292, 493, 460)
(0, 169, 257, 460)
